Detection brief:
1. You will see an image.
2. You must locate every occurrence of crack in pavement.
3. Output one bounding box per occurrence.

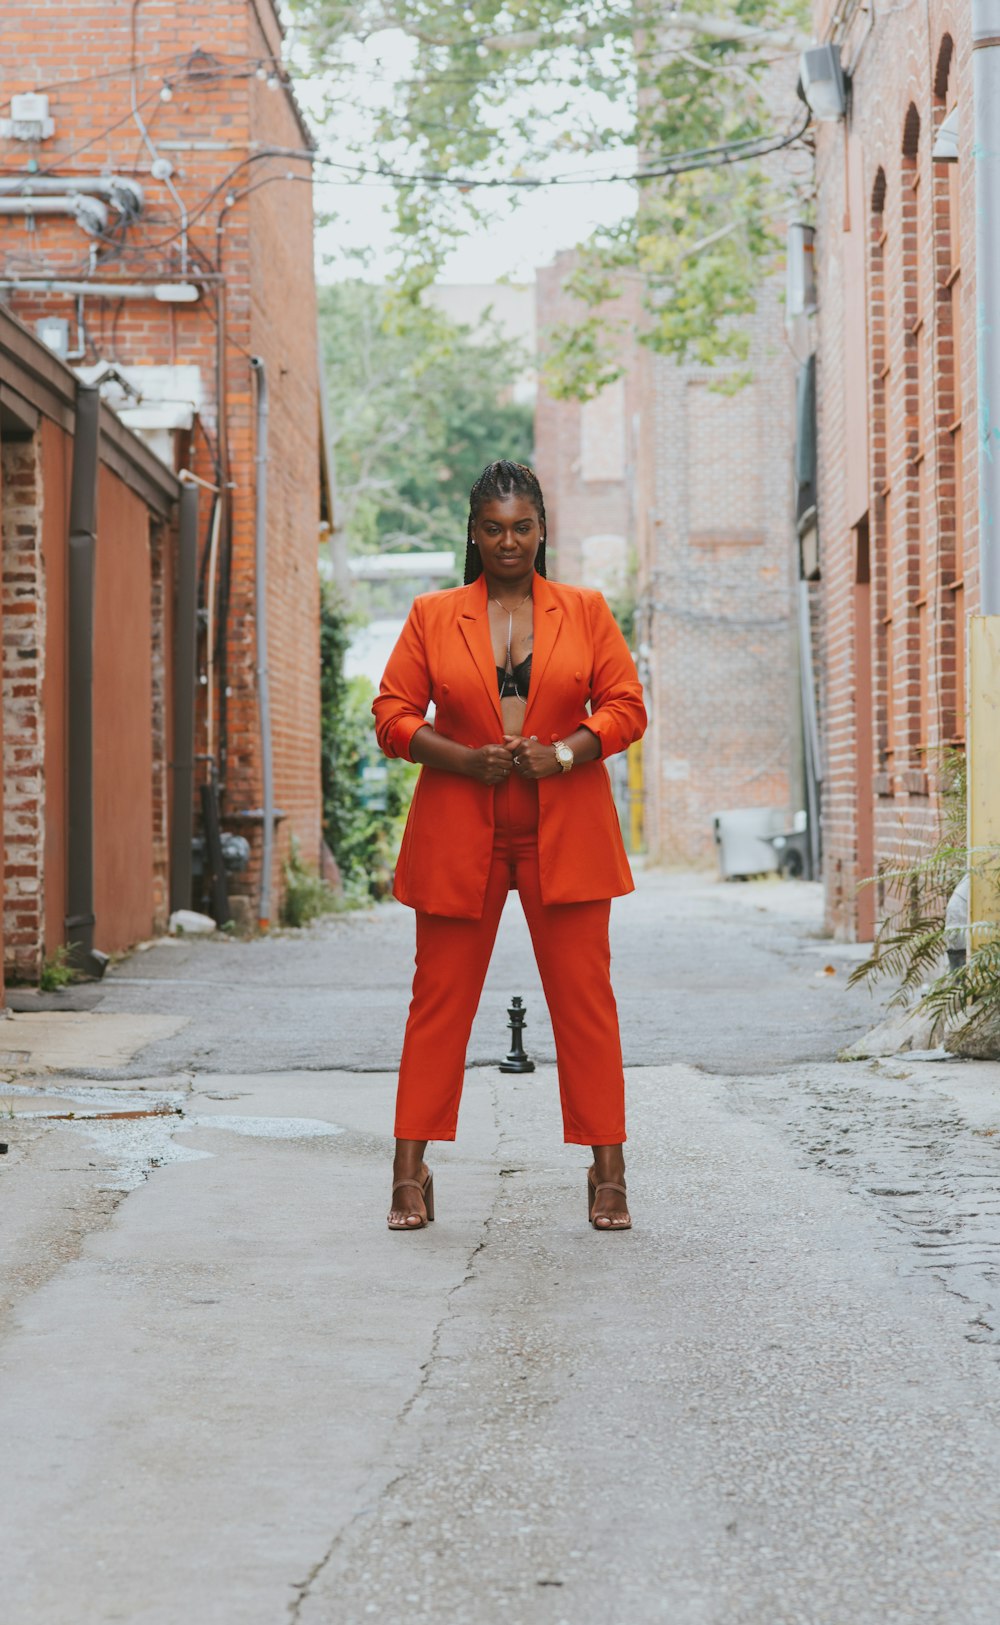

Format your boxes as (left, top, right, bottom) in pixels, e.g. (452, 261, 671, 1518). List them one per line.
(286, 1074, 507, 1622)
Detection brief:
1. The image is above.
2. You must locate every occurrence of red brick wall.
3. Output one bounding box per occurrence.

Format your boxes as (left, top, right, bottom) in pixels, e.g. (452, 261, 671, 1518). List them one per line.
(246, 29, 321, 904)
(814, 3, 971, 937)
(534, 254, 647, 588)
(0, 0, 321, 922)
(1, 432, 47, 980)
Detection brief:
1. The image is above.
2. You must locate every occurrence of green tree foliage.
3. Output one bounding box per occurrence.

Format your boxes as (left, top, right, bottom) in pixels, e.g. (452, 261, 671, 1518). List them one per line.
(320, 281, 534, 555)
(296, 1, 810, 393)
(321, 586, 418, 899)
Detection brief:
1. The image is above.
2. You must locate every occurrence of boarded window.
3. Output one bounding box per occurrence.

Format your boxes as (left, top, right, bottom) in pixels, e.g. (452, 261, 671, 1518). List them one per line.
(580, 377, 625, 482)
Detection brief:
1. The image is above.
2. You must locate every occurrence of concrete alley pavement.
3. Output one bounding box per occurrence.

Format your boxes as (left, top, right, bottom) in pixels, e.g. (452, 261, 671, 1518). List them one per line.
(5, 872, 1000, 1623)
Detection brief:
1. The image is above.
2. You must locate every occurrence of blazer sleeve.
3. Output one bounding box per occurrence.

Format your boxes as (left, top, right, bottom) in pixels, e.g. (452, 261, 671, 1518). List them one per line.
(372, 598, 433, 761)
(580, 592, 647, 759)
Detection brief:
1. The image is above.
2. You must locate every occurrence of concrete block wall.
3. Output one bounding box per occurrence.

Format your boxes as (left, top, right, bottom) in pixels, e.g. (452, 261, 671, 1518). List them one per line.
(639, 276, 797, 868)
(534, 254, 646, 589)
(534, 252, 797, 869)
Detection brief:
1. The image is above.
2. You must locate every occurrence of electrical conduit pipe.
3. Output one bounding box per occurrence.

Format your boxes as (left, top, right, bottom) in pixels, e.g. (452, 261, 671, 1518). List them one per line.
(250, 357, 275, 929)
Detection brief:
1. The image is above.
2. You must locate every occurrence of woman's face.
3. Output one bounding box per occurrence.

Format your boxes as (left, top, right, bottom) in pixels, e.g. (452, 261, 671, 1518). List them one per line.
(472, 494, 544, 581)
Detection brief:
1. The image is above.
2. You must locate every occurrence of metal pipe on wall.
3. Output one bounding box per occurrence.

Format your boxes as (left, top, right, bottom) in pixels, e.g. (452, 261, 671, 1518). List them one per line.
(66, 382, 106, 976)
(0, 278, 200, 301)
(169, 482, 199, 914)
(0, 196, 109, 233)
(250, 356, 275, 929)
(203, 494, 223, 765)
(0, 175, 143, 205)
(974, 0, 1000, 615)
(969, 3, 1000, 945)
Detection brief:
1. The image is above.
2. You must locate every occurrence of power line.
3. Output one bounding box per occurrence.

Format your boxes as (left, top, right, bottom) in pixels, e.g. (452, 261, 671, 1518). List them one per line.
(308, 112, 810, 190)
(0, 47, 283, 102)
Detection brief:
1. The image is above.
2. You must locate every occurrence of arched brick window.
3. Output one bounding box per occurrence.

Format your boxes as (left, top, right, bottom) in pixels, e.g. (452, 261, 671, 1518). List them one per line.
(870, 168, 892, 772)
(899, 103, 926, 768)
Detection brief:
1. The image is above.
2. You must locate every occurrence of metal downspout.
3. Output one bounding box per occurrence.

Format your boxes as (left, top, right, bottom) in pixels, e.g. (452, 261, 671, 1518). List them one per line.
(169, 482, 199, 913)
(66, 383, 106, 976)
(974, 0, 1000, 615)
(797, 581, 823, 881)
(250, 357, 275, 928)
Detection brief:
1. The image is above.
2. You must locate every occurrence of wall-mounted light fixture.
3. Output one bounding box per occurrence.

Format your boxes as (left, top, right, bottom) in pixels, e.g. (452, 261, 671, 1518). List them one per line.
(798, 44, 848, 123)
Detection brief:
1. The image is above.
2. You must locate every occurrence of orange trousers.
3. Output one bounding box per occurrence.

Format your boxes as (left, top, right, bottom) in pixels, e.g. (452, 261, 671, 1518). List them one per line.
(394, 773, 627, 1145)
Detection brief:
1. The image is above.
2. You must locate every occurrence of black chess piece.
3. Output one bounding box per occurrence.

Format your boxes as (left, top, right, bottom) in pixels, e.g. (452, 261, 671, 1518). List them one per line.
(499, 995, 535, 1074)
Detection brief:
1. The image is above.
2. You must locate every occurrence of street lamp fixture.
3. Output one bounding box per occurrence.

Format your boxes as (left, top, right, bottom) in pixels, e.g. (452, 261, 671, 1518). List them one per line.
(798, 44, 848, 123)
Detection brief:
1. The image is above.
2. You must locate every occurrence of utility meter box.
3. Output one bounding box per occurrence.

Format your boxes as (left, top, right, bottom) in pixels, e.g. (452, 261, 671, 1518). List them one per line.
(2, 93, 55, 141)
(712, 808, 788, 880)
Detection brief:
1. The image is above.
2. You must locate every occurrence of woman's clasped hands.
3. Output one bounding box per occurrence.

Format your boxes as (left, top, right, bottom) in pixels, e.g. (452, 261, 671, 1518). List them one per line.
(465, 735, 560, 784)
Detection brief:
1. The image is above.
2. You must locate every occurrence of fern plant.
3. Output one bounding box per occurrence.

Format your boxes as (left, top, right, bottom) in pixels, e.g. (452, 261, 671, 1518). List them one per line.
(847, 749, 1000, 1032)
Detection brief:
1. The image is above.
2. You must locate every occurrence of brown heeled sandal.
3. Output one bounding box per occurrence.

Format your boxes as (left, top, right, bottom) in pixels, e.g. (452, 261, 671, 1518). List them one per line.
(587, 1168, 631, 1231)
(387, 1170, 435, 1231)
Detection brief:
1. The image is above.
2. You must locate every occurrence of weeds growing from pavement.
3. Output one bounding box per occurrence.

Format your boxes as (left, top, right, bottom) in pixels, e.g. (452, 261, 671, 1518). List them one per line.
(280, 838, 340, 929)
(848, 749, 1000, 1036)
(39, 946, 75, 992)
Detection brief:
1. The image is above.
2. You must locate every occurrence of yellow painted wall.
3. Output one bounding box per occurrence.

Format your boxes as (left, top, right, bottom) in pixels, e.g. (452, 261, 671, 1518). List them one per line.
(967, 617, 1000, 942)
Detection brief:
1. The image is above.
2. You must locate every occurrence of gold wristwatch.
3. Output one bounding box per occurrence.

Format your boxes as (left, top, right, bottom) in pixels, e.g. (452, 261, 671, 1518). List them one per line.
(553, 739, 574, 773)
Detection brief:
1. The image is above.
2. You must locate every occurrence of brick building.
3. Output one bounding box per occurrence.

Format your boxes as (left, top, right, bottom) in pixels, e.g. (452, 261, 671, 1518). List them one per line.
(1, 304, 180, 1000)
(811, 1, 971, 938)
(0, 0, 323, 956)
(535, 253, 798, 867)
(534, 256, 647, 597)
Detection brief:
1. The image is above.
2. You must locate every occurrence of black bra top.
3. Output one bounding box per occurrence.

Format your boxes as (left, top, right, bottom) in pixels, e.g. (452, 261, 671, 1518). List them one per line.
(497, 654, 532, 699)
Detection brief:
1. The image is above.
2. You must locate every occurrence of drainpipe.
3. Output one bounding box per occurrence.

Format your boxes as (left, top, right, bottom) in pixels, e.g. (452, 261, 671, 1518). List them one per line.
(250, 356, 275, 929)
(968, 3, 1000, 952)
(169, 481, 199, 914)
(974, 0, 1000, 614)
(66, 383, 107, 977)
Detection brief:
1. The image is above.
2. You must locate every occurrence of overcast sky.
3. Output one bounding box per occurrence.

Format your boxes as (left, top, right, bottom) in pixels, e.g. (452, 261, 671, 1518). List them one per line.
(294, 27, 636, 286)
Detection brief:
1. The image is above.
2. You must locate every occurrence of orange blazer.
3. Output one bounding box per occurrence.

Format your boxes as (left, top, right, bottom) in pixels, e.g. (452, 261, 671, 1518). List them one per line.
(372, 573, 647, 919)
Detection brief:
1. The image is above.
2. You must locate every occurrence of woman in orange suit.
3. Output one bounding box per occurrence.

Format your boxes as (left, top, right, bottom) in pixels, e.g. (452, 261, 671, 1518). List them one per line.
(373, 460, 646, 1233)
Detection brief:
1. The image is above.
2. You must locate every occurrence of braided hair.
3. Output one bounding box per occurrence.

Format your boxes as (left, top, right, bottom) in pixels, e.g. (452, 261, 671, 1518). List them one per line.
(464, 460, 548, 585)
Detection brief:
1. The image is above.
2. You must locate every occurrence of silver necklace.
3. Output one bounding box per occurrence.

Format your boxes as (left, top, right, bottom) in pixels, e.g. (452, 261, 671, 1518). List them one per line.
(490, 591, 532, 698)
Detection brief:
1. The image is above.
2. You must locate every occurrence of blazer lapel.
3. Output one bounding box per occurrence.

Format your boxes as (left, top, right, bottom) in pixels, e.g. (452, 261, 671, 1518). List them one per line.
(522, 573, 562, 730)
(458, 576, 504, 729)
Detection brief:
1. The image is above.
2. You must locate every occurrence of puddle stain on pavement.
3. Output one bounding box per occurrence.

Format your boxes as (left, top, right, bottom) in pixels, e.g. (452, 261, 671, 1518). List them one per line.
(728, 1067, 1000, 1350)
(4, 1081, 343, 1193)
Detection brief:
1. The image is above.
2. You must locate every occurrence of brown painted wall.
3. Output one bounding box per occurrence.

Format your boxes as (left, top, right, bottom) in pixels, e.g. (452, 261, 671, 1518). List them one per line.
(42, 415, 70, 956)
(92, 467, 156, 954)
(0, 443, 4, 1006)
